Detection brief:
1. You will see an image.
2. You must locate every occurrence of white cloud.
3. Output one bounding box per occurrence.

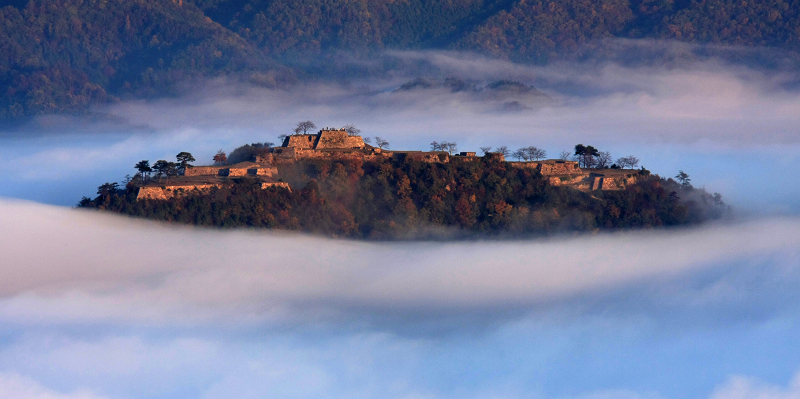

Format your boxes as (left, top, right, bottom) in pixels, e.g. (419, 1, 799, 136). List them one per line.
(710, 372, 800, 399)
(1, 198, 799, 327)
(0, 373, 107, 399)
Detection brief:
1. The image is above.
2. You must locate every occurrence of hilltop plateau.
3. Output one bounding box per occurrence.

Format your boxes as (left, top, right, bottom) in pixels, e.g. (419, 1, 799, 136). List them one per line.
(78, 125, 728, 239)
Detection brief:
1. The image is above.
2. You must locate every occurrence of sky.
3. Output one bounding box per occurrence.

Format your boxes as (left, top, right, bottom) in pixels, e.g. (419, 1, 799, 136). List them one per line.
(2, 43, 800, 398)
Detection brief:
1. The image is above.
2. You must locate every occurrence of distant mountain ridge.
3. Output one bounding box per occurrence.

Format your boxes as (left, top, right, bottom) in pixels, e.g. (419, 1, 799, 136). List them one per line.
(3, 0, 800, 118)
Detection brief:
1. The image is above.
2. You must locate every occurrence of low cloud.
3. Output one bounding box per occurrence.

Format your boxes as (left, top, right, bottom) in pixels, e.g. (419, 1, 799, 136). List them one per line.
(3, 45, 800, 208)
(1, 198, 799, 329)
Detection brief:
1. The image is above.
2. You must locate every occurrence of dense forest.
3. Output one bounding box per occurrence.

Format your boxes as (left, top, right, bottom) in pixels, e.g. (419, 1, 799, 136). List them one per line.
(78, 156, 728, 240)
(3, 0, 800, 118)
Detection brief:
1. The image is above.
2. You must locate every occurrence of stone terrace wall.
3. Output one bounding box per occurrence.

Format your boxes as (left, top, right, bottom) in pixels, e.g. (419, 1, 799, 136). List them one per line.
(389, 151, 449, 163)
(184, 166, 224, 176)
(510, 160, 581, 175)
(284, 134, 317, 149)
(137, 184, 222, 200)
(315, 130, 366, 149)
(261, 182, 291, 190)
(589, 174, 637, 191)
(252, 166, 278, 177)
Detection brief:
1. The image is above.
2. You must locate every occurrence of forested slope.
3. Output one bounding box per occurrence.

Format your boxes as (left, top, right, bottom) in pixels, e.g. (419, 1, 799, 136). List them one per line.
(3, 0, 800, 118)
(0, 0, 290, 118)
(79, 156, 728, 239)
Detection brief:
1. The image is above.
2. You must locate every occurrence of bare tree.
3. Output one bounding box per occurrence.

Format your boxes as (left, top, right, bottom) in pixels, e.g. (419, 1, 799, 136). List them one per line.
(278, 134, 288, 144)
(480, 146, 492, 155)
(616, 155, 640, 169)
(596, 151, 612, 168)
(559, 151, 572, 161)
(520, 146, 546, 161)
(495, 146, 510, 157)
(363, 137, 372, 145)
(442, 141, 457, 155)
(293, 120, 317, 135)
(512, 149, 527, 161)
(374, 137, 390, 149)
(343, 124, 361, 136)
(430, 141, 442, 151)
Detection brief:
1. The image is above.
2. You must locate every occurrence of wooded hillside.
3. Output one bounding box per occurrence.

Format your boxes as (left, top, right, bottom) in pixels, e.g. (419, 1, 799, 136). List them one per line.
(3, 0, 800, 118)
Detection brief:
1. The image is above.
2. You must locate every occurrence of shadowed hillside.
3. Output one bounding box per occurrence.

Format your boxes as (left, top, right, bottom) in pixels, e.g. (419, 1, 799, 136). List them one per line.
(4, 0, 800, 118)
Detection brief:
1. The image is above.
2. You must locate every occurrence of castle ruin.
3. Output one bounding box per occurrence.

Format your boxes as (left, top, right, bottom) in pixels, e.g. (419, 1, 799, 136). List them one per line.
(137, 128, 638, 200)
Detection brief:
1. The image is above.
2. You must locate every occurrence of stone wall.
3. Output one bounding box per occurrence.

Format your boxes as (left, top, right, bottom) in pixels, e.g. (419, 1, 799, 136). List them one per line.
(510, 160, 581, 175)
(261, 182, 291, 190)
(184, 166, 224, 176)
(315, 130, 366, 149)
(589, 174, 637, 191)
(137, 184, 222, 200)
(282, 130, 366, 150)
(390, 151, 449, 163)
(284, 134, 317, 149)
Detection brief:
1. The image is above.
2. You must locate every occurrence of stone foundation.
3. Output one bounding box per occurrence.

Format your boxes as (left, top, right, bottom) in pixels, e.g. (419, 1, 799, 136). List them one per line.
(137, 184, 222, 201)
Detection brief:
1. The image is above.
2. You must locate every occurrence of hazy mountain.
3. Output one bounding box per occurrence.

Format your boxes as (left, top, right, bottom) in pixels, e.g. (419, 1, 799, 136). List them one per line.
(3, 0, 800, 118)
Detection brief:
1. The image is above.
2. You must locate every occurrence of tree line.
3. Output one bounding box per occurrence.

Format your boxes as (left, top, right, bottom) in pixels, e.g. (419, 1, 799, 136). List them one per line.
(79, 154, 728, 239)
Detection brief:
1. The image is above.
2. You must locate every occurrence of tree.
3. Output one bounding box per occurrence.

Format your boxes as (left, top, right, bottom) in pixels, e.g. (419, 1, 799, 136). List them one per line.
(534, 147, 547, 161)
(519, 146, 546, 161)
(512, 148, 526, 161)
(96, 182, 119, 206)
(574, 144, 599, 168)
(135, 160, 151, 182)
(596, 151, 612, 168)
(431, 141, 442, 151)
(559, 151, 572, 160)
(294, 121, 317, 135)
(343, 124, 361, 136)
(616, 156, 640, 169)
(480, 146, 492, 155)
(213, 150, 227, 166)
(96, 182, 118, 196)
(153, 160, 177, 181)
(363, 137, 372, 145)
(176, 152, 196, 174)
(442, 141, 457, 155)
(495, 146, 510, 157)
(278, 134, 288, 144)
(374, 137, 390, 149)
(676, 170, 691, 187)
(264, 142, 275, 148)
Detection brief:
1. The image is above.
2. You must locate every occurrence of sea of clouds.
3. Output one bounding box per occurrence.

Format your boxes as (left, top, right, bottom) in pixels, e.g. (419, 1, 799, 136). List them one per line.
(2, 43, 800, 398)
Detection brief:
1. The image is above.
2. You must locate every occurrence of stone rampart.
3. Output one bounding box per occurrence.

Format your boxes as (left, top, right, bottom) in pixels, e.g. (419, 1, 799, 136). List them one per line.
(251, 166, 278, 177)
(284, 134, 317, 149)
(389, 151, 449, 163)
(184, 166, 225, 176)
(510, 160, 581, 175)
(137, 183, 222, 201)
(588, 174, 637, 191)
(260, 182, 292, 190)
(315, 130, 365, 149)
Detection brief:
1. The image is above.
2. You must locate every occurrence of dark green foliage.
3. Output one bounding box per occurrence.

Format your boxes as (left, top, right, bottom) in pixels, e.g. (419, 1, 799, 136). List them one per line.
(79, 157, 728, 240)
(0, 0, 291, 118)
(5, 0, 800, 118)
